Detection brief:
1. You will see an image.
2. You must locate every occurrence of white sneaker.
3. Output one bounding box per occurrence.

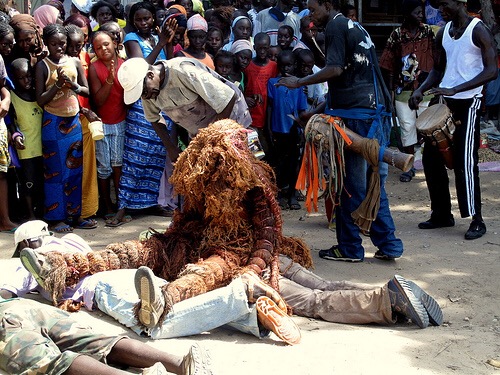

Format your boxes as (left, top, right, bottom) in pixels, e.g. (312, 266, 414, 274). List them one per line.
(181, 343, 213, 375)
(142, 362, 168, 374)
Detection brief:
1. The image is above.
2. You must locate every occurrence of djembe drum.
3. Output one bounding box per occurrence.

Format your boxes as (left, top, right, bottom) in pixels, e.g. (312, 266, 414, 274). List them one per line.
(416, 103, 455, 169)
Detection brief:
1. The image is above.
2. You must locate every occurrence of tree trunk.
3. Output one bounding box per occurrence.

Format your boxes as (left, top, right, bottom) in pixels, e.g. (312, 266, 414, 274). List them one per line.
(479, 0, 500, 52)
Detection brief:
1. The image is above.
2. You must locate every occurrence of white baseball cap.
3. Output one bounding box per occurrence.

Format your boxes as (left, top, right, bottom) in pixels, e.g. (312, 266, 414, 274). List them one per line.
(14, 220, 52, 247)
(117, 57, 150, 105)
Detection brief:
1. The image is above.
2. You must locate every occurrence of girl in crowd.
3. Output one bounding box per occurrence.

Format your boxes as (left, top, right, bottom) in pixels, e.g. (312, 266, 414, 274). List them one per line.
(175, 14, 214, 69)
(63, 13, 92, 50)
(8, 14, 45, 68)
(107, 1, 173, 226)
(229, 39, 252, 91)
(88, 30, 126, 219)
(222, 15, 252, 52)
(35, 24, 95, 232)
(65, 24, 99, 220)
(206, 26, 223, 56)
(33, 4, 62, 30)
(99, 21, 127, 59)
(91, 0, 120, 31)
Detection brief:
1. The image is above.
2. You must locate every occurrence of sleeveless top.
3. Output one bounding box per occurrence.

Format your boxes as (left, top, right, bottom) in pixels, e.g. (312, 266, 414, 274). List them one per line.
(92, 58, 127, 124)
(42, 56, 80, 116)
(123, 32, 166, 61)
(441, 17, 483, 99)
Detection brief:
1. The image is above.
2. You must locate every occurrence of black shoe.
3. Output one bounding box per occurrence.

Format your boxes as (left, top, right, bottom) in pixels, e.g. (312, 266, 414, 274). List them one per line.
(388, 275, 429, 329)
(318, 246, 362, 262)
(464, 220, 486, 240)
(374, 250, 400, 261)
(418, 216, 455, 229)
(407, 280, 443, 326)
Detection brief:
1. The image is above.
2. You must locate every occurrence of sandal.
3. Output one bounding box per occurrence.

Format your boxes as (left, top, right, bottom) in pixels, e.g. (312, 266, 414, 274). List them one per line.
(256, 296, 301, 345)
(399, 167, 416, 183)
(74, 218, 97, 229)
(241, 272, 287, 312)
(278, 196, 289, 210)
(288, 197, 301, 210)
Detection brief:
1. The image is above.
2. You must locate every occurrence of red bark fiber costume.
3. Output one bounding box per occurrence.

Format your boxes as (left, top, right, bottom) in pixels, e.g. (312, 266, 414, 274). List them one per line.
(40, 120, 313, 316)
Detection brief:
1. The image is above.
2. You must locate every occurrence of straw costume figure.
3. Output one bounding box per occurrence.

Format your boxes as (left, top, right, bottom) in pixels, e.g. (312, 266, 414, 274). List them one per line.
(29, 120, 312, 317)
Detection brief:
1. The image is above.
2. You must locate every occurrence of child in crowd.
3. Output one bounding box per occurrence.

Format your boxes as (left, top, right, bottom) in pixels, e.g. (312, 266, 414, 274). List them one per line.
(66, 24, 99, 221)
(9, 58, 43, 220)
(175, 14, 214, 69)
(295, 48, 327, 111)
(277, 25, 294, 51)
(267, 50, 307, 210)
(206, 26, 223, 56)
(88, 30, 126, 218)
(214, 50, 236, 81)
(99, 21, 127, 59)
(243, 32, 277, 157)
(267, 45, 280, 62)
(229, 39, 252, 91)
(0, 53, 16, 231)
(35, 24, 93, 233)
(222, 15, 252, 51)
(295, 15, 324, 68)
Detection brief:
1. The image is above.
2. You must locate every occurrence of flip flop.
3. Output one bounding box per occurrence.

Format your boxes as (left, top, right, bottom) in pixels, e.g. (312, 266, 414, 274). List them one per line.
(256, 296, 301, 345)
(51, 224, 74, 233)
(105, 213, 132, 221)
(75, 219, 97, 229)
(105, 215, 133, 227)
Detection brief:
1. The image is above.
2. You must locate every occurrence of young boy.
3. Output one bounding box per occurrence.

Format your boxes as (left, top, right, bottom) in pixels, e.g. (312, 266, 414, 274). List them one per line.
(295, 48, 327, 111)
(267, 50, 307, 210)
(9, 58, 44, 220)
(244, 32, 278, 157)
(277, 25, 295, 51)
(267, 45, 281, 62)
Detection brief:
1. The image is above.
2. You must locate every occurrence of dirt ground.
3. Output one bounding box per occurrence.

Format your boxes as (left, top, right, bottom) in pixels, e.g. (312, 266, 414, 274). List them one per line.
(0, 167, 499, 375)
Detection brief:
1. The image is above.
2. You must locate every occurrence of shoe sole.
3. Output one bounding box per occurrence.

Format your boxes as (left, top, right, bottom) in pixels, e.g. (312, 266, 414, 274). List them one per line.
(256, 296, 301, 345)
(134, 267, 159, 328)
(407, 281, 443, 326)
(20, 248, 46, 289)
(391, 275, 429, 329)
(184, 343, 213, 375)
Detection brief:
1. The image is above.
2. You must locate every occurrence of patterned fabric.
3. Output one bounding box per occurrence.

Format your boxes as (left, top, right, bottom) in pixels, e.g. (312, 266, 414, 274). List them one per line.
(42, 111, 83, 221)
(0, 299, 123, 375)
(379, 23, 436, 92)
(118, 100, 167, 210)
(0, 118, 9, 173)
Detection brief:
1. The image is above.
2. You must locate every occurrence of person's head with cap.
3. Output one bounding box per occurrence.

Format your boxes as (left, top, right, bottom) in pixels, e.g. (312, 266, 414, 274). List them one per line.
(230, 38, 252, 71)
(186, 13, 208, 50)
(13, 220, 52, 257)
(118, 57, 157, 104)
(401, 0, 423, 25)
(70, 0, 93, 17)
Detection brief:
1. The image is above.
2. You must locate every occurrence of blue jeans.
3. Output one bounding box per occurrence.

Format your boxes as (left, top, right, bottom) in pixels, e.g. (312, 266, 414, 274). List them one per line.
(93, 269, 262, 339)
(335, 118, 403, 260)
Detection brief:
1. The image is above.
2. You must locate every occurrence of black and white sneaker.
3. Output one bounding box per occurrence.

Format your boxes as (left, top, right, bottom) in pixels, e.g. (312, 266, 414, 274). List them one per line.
(318, 246, 362, 262)
(388, 275, 429, 329)
(407, 280, 443, 326)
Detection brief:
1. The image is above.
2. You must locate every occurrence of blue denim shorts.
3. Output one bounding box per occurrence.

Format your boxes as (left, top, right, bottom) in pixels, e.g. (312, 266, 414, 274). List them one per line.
(95, 121, 126, 179)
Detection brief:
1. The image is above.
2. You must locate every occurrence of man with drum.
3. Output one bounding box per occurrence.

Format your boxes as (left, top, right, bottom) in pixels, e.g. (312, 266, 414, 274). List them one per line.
(409, 0, 497, 240)
(277, 0, 404, 262)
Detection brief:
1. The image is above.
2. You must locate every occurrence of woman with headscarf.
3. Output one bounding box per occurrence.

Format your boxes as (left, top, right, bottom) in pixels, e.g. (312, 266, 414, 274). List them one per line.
(222, 15, 252, 52)
(33, 4, 62, 30)
(8, 14, 45, 68)
(175, 13, 214, 69)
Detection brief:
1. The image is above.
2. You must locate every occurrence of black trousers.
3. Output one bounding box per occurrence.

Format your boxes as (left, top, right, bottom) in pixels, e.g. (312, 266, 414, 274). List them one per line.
(422, 97, 482, 219)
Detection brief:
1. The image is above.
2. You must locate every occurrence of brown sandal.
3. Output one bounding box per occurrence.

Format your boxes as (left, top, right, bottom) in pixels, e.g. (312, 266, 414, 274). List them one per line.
(256, 296, 301, 345)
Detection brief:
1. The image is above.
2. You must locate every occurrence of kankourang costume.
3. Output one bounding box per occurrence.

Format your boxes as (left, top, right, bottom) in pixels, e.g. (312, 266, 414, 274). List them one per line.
(31, 120, 312, 318)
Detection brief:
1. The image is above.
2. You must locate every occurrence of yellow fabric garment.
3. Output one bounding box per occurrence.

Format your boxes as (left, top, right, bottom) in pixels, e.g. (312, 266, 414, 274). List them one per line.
(80, 116, 98, 218)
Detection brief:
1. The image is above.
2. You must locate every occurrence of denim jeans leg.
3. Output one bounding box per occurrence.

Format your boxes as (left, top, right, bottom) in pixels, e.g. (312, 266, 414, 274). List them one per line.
(368, 162, 404, 257)
(335, 148, 367, 259)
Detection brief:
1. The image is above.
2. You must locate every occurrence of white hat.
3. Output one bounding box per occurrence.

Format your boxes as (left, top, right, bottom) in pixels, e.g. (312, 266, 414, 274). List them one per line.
(118, 57, 150, 105)
(14, 220, 52, 247)
(72, 0, 93, 14)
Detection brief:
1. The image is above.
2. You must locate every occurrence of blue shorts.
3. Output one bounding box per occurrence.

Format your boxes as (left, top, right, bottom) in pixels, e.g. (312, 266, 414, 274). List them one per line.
(95, 121, 126, 179)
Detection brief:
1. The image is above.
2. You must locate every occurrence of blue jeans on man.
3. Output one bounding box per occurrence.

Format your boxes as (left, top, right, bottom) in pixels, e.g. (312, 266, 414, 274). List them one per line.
(335, 118, 404, 261)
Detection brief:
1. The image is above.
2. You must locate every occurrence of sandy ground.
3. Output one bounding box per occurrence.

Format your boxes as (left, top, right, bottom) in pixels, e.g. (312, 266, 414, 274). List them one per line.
(0, 167, 499, 375)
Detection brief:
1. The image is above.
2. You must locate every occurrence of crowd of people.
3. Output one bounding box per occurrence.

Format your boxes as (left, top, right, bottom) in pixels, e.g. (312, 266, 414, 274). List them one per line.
(0, 0, 496, 247)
